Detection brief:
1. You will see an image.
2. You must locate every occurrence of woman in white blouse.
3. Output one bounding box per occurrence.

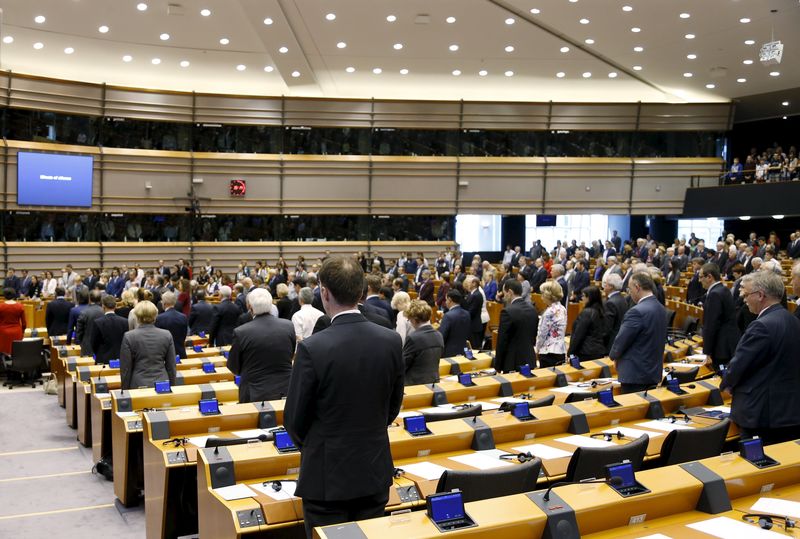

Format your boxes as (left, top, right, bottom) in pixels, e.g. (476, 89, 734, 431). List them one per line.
(535, 280, 567, 368)
(391, 291, 412, 345)
(41, 271, 58, 298)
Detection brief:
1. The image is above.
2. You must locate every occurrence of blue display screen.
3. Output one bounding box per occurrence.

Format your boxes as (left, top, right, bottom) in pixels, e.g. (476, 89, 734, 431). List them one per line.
(607, 462, 636, 488)
(202, 362, 216, 373)
(198, 398, 219, 415)
(430, 492, 466, 522)
(154, 380, 171, 393)
(598, 389, 615, 405)
(193, 345, 203, 352)
(667, 377, 680, 391)
(519, 364, 532, 377)
(17, 151, 93, 207)
(570, 356, 581, 369)
(742, 438, 765, 461)
(274, 430, 296, 450)
(109, 359, 120, 369)
(512, 402, 531, 419)
(404, 415, 428, 434)
(459, 373, 472, 386)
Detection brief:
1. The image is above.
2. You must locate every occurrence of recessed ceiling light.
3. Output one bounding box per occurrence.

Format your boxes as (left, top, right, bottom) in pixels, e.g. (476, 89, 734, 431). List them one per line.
(579, 18, 590, 24)
(345, 66, 355, 73)
(263, 18, 273, 25)
(337, 42, 347, 49)
(236, 64, 246, 71)
(582, 72, 592, 78)
(122, 55, 133, 62)
(505, 45, 515, 52)
(264, 65, 274, 72)
(160, 33, 170, 41)
(585, 38, 595, 44)
(33, 42, 44, 50)
(631, 27, 641, 32)
(505, 70, 514, 77)
(449, 44, 459, 51)
(687, 54, 697, 59)
(560, 46, 570, 53)
(220, 38, 230, 45)
(683, 72, 693, 78)
(478, 70, 488, 76)
(569, 0, 578, 3)
(782, 101, 790, 106)
(446, 16, 456, 23)
(685, 34, 695, 39)
(400, 68, 409, 75)
(770, 71, 780, 77)
(452, 69, 461, 76)
(505, 18, 515, 25)
(151, 58, 161, 65)
(34, 15, 46, 24)
(64, 47, 74, 54)
(137, 3, 148, 11)
(633, 46, 643, 52)
(744, 39, 755, 45)
(633, 65, 642, 71)
(325, 13, 336, 21)
(394, 43, 403, 50)
(705, 83, 715, 89)
(2, 36, 13, 44)
(373, 67, 382, 74)
(200, 9, 211, 17)
(739, 216, 751, 221)
(530, 8, 540, 14)
(739, 18, 750, 24)
(98, 25, 110, 33)
(278, 46, 288, 53)
(387, 15, 397, 22)
(622, 5, 632, 12)
(291, 71, 300, 78)
(608, 72, 618, 78)
(679, 13, 690, 19)
(736, 78, 746, 83)
(556, 71, 566, 78)
(743, 59, 753, 65)
(180, 60, 190, 67)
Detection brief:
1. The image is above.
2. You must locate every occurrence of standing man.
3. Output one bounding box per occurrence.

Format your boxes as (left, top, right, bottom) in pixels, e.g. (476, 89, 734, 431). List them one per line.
(462, 276, 485, 349)
(699, 263, 740, 371)
(90, 295, 129, 364)
(722, 271, 800, 444)
(792, 262, 800, 323)
(494, 280, 539, 372)
(609, 272, 667, 393)
(188, 289, 215, 336)
(438, 290, 471, 356)
(76, 290, 104, 357)
(46, 287, 74, 337)
(602, 273, 628, 350)
(155, 292, 188, 359)
(284, 257, 404, 537)
(209, 286, 240, 346)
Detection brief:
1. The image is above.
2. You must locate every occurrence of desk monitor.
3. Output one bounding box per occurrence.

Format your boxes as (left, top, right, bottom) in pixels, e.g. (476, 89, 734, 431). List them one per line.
(426, 491, 476, 532)
(154, 380, 171, 394)
(109, 359, 120, 369)
(512, 402, 535, 421)
(458, 373, 474, 387)
(273, 430, 298, 453)
(201, 362, 216, 374)
(198, 398, 220, 415)
(605, 461, 650, 497)
(463, 347, 474, 360)
(193, 345, 203, 352)
(666, 375, 687, 395)
(569, 355, 581, 369)
(519, 363, 533, 378)
(598, 388, 620, 408)
(403, 415, 432, 437)
(739, 437, 778, 468)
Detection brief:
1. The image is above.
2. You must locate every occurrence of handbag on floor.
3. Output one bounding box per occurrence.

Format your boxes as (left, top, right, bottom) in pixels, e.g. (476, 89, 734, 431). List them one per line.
(43, 373, 57, 395)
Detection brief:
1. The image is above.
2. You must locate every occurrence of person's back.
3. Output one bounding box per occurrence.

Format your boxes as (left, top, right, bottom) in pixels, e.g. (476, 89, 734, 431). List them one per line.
(494, 281, 539, 373)
(155, 293, 188, 359)
(604, 290, 628, 348)
(438, 302, 471, 357)
(210, 295, 240, 346)
(91, 312, 129, 364)
(568, 304, 607, 361)
(120, 301, 176, 390)
(45, 294, 74, 336)
(403, 324, 443, 385)
(188, 299, 215, 336)
(77, 301, 104, 356)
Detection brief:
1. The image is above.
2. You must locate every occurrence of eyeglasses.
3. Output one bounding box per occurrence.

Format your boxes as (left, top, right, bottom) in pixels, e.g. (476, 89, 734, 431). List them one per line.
(741, 290, 761, 300)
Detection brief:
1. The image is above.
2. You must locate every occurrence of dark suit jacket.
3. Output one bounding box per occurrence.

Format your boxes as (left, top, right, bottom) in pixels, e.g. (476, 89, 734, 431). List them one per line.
(494, 298, 539, 372)
(530, 267, 549, 294)
(568, 306, 608, 360)
(557, 277, 569, 308)
(702, 283, 740, 361)
(227, 314, 296, 402)
(604, 292, 629, 349)
(154, 308, 188, 359)
(46, 298, 74, 336)
(403, 324, 444, 385)
(417, 279, 435, 306)
(437, 305, 471, 357)
(312, 305, 393, 334)
(120, 324, 177, 389)
(463, 290, 484, 333)
(209, 299, 240, 346)
(77, 304, 103, 356)
(571, 271, 590, 298)
(284, 313, 404, 501)
(90, 312, 129, 364)
(276, 297, 294, 320)
(722, 304, 800, 429)
(188, 301, 215, 336)
(365, 296, 394, 323)
(686, 273, 706, 305)
(609, 295, 666, 385)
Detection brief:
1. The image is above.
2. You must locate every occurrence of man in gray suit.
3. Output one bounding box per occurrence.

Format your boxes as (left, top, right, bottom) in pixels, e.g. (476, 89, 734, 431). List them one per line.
(120, 301, 176, 390)
(609, 272, 666, 394)
(76, 290, 104, 357)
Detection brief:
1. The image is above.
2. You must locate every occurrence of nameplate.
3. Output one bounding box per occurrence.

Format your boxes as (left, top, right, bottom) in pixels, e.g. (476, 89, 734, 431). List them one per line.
(492, 375, 514, 397)
(320, 522, 369, 539)
(679, 461, 731, 514)
(255, 401, 277, 429)
(640, 393, 665, 419)
(174, 371, 185, 386)
(559, 403, 589, 434)
(203, 446, 236, 489)
(695, 380, 724, 406)
(465, 417, 495, 450)
(198, 384, 216, 401)
(443, 357, 461, 375)
(431, 384, 448, 405)
(526, 490, 580, 539)
(592, 360, 612, 378)
(146, 410, 171, 441)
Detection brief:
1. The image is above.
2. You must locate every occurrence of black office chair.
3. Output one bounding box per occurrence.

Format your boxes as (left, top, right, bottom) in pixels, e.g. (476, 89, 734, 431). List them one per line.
(564, 391, 598, 404)
(435, 457, 541, 503)
(4, 339, 45, 389)
(664, 308, 677, 329)
(565, 434, 649, 482)
(528, 395, 556, 409)
(422, 404, 482, 423)
(665, 366, 700, 384)
(681, 316, 699, 336)
(653, 418, 730, 467)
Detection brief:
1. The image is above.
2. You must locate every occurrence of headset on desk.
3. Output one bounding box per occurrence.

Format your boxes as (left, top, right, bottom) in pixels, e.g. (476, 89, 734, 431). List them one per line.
(742, 513, 797, 531)
(577, 380, 612, 389)
(590, 431, 628, 442)
(499, 452, 537, 463)
(161, 437, 189, 448)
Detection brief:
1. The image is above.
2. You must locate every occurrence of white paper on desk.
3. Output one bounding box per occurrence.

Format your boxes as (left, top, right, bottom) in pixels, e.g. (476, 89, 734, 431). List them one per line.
(512, 443, 572, 460)
(687, 516, 784, 538)
(250, 481, 298, 500)
(636, 420, 695, 432)
(635, 535, 673, 539)
(603, 426, 663, 439)
(442, 375, 458, 383)
(666, 363, 700, 369)
(117, 411, 139, 417)
(214, 484, 257, 501)
(705, 405, 732, 413)
(492, 397, 530, 404)
(750, 498, 800, 519)
(419, 407, 451, 414)
(401, 462, 450, 481)
(94, 392, 110, 398)
(469, 401, 501, 411)
(187, 435, 218, 448)
(232, 429, 273, 439)
(396, 411, 421, 419)
(448, 452, 513, 470)
(554, 435, 615, 448)
(549, 385, 596, 394)
(687, 354, 708, 362)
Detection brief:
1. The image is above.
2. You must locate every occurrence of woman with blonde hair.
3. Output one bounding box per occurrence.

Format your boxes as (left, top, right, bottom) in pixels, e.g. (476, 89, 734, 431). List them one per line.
(402, 299, 444, 385)
(120, 300, 176, 390)
(391, 291, 412, 344)
(535, 280, 567, 367)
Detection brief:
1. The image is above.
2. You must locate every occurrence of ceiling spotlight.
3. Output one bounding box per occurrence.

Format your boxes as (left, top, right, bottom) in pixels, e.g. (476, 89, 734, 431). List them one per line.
(236, 64, 246, 71)
(608, 72, 618, 78)
(325, 13, 336, 21)
(122, 55, 133, 62)
(622, 5, 632, 12)
(743, 59, 753, 65)
(560, 46, 570, 53)
(685, 33, 695, 39)
(291, 71, 301, 77)
(633, 46, 643, 52)
(770, 71, 780, 77)
(739, 216, 751, 221)
(744, 39, 755, 45)
(180, 60, 190, 67)
(220, 38, 230, 45)
(98, 25, 110, 33)
(278, 46, 288, 53)
(264, 65, 274, 72)
(633, 65, 642, 71)
(631, 27, 641, 32)
(2, 36, 13, 44)
(687, 54, 697, 59)
(160, 33, 170, 41)
(505, 45, 515, 52)
(530, 8, 541, 14)
(739, 17, 750, 23)
(585, 38, 595, 44)
(337, 42, 347, 49)
(200, 9, 211, 17)
(151, 58, 161, 65)
(773, 215, 785, 220)
(387, 15, 397, 22)
(556, 71, 566, 78)
(446, 16, 456, 23)
(478, 70, 488, 76)
(449, 44, 459, 51)
(345, 66, 355, 73)
(582, 72, 592, 78)
(64, 47, 74, 54)
(579, 18, 590, 24)
(394, 43, 403, 50)
(34, 15, 46, 24)
(263, 18, 273, 25)
(782, 101, 790, 106)
(452, 69, 461, 76)
(505, 18, 515, 25)
(504, 70, 514, 77)
(680, 13, 690, 19)
(373, 67, 382, 74)
(33, 42, 44, 50)
(400, 68, 409, 75)
(736, 78, 746, 83)
(705, 83, 715, 89)
(683, 72, 693, 78)
(783, 116, 788, 120)
(137, 3, 148, 11)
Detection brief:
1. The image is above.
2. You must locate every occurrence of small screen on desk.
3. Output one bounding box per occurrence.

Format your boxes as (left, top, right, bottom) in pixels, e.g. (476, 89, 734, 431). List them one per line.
(274, 430, 295, 450)
(519, 364, 532, 377)
(202, 362, 216, 373)
(459, 373, 472, 386)
(429, 492, 465, 522)
(667, 377, 680, 391)
(512, 402, 531, 419)
(607, 462, 635, 488)
(109, 359, 120, 368)
(742, 438, 765, 461)
(154, 380, 171, 393)
(598, 389, 614, 406)
(404, 415, 428, 434)
(198, 398, 219, 415)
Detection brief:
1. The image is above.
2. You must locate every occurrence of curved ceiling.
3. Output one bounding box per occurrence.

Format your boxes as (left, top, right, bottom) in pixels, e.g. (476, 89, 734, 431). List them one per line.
(0, 0, 797, 104)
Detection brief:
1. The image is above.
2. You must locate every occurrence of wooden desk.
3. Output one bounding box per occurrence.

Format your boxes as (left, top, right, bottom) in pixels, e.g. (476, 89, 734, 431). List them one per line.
(186, 345, 231, 359)
(57, 354, 92, 408)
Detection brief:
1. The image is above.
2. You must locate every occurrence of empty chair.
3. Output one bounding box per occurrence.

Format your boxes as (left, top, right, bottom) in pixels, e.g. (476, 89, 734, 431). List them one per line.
(564, 391, 598, 404)
(436, 457, 542, 503)
(681, 315, 699, 336)
(664, 308, 677, 329)
(666, 366, 699, 384)
(654, 418, 730, 467)
(565, 434, 649, 482)
(4, 339, 44, 389)
(422, 404, 482, 423)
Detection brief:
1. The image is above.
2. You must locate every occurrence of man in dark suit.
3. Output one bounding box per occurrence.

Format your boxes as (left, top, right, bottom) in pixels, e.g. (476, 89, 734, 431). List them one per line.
(228, 288, 296, 402)
(365, 275, 394, 323)
(76, 290, 104, 356)
(284, 257, 403, 537)
(518, 257, 533, 282)
(235, 278, 255, 313)
(788, 232, 800, 259)
(371, 252, 386, 273)
(700, 263, 740, 371)
(46, 287, 74, 337)
(610, 231, 622, 252)
(462, 276, 484, 349)
(602, 273, 628, 350)
(510, 246, 522, 268)
(722, 271, 800, 444)
(793, 262, 800, 322)
(530, 259, 549, 294)
(4, 268, 21, 297)
(570, 260, 590, 300)
(66, 289, 89, 344)
(494, 280, 539, 372)
(416, 270, 435, 307)
(209, 286, 241, 346)
(551, 264, 569, 308)
(90, 295, 129, 364)
(685, 258, 707, 305)
(188, 289, 215, 336)
(609, 272, 667, 393)
(154, 292, 188, 359)
(438, 290, 471, 357)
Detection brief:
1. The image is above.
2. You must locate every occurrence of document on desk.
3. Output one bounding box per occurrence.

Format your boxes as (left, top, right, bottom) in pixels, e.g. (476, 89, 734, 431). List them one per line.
(549, 385, 597, 394)
(401, 462, 450, 481)
(687, 516, 784, 538)
(635, 535, 673, 539)
(603, 426, 663, 439)
(750, 497, 800, 519)
(704, 405, 732, 413)
(250, 481, 297, 500)
(213, 484, 257, 501)
(512, 443, 573, 460)
(686, 354, 708, 362)
(396, 411, 422, 419)
(554, 435, 615, 448)
(187, 435, 218, 448)
(448, 451, 512, 470)
(636, 420, 695, 432)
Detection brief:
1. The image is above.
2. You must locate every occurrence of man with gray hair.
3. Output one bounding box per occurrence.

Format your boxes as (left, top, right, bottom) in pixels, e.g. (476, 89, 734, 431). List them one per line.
(602, 272, 627, 349)
(155, 290, 188, 359)
(551, 264, 568, 308)
(228, 288, 296, 403)
(722, 271, 800, 444)
(209, 285, 240, 346)
(292, 287, 325, 341)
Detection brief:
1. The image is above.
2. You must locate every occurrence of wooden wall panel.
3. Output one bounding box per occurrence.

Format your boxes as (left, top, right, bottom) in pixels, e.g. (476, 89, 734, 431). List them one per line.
(194, 95, 283, 125)
(371, 158, 457, 214)
(284, 99, 372, 127)
(372, 101, 461, 129)
(101, 149, 191, 213)
(282, 157, 370, 213)
(193, 155, 282, 214)
(458, 158, 546, 214)
(544, 159, 632, 214)
(550, 104, 638, 131)
(104, 89, 193, 122)
(461, 102, 549, 130)
(5, 243, 101, 274)
(9, 76, 103, 116)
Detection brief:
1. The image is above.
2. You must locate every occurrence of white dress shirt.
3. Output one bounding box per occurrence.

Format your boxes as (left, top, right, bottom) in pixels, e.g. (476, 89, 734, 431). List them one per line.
(292, 304, 325, 340)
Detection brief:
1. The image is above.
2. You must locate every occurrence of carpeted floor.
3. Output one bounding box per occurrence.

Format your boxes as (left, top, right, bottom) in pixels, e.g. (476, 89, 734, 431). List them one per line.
(0, 383, 145, 538)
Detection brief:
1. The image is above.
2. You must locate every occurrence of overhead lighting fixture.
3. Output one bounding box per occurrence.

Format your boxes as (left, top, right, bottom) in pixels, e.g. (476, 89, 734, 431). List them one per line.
(2, 36, 13, 44)
(236, 64, 246, 71)
(769, 71, 780, 77)
(278, 46, 288, 53)
(582, 72, 592, 78)
(220, 38, 230, 45)
(325, 13, 336, 21)
(608, 72, 618, 78)
(291, 71, 301, 77)
(98, 25, 110, 33)
(556, 71, 566, 78)
(263, 18, 273, 25)
(449, 44, 459, 51)
(736, 78, 746, 83)
(200, 9, 211, 17)
(394, 43, 403, 50)
(264, 65, 274, 72)
(783, 116, 788, 120)
(64, 47, 74, 54)
(504, 70, 514, 77)
(505, 18, 515, 25)
(633, 65, 642, 71)
(386, 15, 397, 22)
(782, 101, 790, 106)
(622, 5, 633, 12)
(151, 58, 161, 65)
(739, 17, 750, 24)
(180, 60, 190, 67)
(739, 216, 751, 221)
(680, 13, 690, 19)
(505, 45, 515, 52)
(773, 215, 785, 220)
(337, 42, 347, 49)
(585, 38, 595, 44)
(685, 34, 695, 39)
(34, 15, 46, 24)
(743, 59, 753, 65)
(160, 33, 170, 41)
(683, 72, 693, 78)
(705, 83, 715, 89)
(478, 70, 488, 76)
(744, 39, 755, 45)
(400, 68, 409, 75)
(33, 42, 44, 50)
(560, 46, 570, 53)
(373, 67, 382, 74)
(631, 27, 641, 32)
(579, 18, 590, 24)
(345, 66, 355, 73)
(633, 46, 643, 52)
(446, 16, 456, 23)
(530, 8, 541, 14)
(122, 55, 133, 62)
(452, 69, 461, 76)
(137, 3, 148, 12)
(687, 54, 697, 59)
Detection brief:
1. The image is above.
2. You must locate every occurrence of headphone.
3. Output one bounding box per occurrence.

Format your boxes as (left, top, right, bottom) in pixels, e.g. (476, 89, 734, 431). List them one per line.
(742, 514, 797, 530)
(664, 412, 691, 423)
(393, 467, 405, 478)
(590, 431, 627, 442)
(500, 452, 536, 463)
(268, 479, 299, 492)
(514, 393, 534, 400)
(161, 437, 189, 447)
(453, 403, 477, 410)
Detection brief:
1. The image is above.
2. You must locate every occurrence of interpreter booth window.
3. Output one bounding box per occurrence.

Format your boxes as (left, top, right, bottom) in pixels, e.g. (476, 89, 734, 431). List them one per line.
(5, 108, 99, 146)
(525, 214, 610, 252)
(455, 215, 502, 253)
(193, 124, 283, 153)
(370, 216, 454, 241)
(459, 130, 544, 157)
(677, 218, 725, 245)
(102, 118, 191, 151)
(371, 129, 459, 156)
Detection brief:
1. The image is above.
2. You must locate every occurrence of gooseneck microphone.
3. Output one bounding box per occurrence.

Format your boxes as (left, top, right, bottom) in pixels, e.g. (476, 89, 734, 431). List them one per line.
(205, 433, 270, 448)
(543, 476, 623, 502)
(641, 384, 658, 398)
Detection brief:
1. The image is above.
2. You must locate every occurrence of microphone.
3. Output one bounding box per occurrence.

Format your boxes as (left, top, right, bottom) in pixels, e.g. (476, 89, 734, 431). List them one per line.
(641, 384, 658, 398)
(205, 434, 270, 448)
(543, 476, 623, 502)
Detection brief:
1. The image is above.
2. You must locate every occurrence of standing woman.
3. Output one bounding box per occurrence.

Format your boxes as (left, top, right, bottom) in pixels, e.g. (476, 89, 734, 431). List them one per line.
(0, 288, 26, 358)
(27, 275, 43, 298)
(567, 286, 608, 362)
(391, 291, 412, 345)
(41, 271, 58, 298)
(402, 300, 444, 385)
(535, 280, 567, 367)
(175, 278, 191, 317)
(482, 271, 497, 302)
(119, 300, 176, 390)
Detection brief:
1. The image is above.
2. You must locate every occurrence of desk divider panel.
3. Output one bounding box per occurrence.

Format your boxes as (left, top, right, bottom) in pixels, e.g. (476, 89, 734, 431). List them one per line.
(559, 403, 590, 434)
(492, 374, 514, 397)
(321, 523, 370, 539)
(642, 393, 666, 419)
(551, 368, 568, 387)
(696, 380, 724, 405)
(679, 461, 732, 514)
(198, 384, 216, 401)
(592, 360, 612, 379)
(115, 391, 133, 412)
(203, 447, 236, 489)
(431, 385, 448, 405)
(465, 417, 496, 450)
(147, 411, 171, 441)
(526, 491, 580, 539)
(256, 401, 278, 429)
(442, 357, 460, 375)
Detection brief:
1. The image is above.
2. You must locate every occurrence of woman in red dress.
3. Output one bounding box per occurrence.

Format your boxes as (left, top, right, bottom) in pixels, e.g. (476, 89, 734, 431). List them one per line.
(0, 288, 26, 356)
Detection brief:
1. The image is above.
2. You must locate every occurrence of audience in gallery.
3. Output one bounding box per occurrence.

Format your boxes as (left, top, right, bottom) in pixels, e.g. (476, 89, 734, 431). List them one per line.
(725, 144, 798, 183)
